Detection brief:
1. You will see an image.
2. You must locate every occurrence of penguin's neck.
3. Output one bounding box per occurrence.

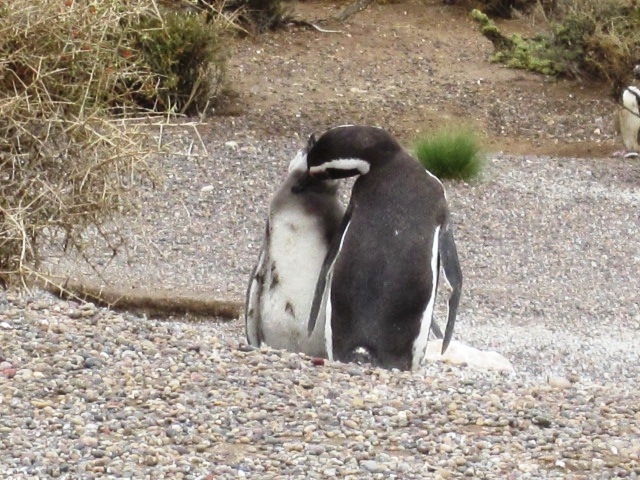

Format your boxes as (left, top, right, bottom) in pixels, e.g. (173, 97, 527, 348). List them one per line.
(351, 155, 403, 201)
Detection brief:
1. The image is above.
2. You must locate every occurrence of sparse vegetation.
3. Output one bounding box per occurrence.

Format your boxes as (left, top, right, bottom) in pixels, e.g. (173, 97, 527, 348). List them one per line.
(551, 0, 640, 90)
(413, 129, 484, 181)
(0, 0, 236, 285)
(475, 0, 557, 19)
(199, 0, 293, 33)
(128, 10, 229, 114)
(472, 0, 640, 92)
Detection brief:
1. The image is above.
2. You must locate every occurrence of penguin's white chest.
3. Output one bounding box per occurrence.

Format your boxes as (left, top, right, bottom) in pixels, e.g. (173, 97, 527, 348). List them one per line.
(621, 87, 640, 151)
(259, 205, 330, 355)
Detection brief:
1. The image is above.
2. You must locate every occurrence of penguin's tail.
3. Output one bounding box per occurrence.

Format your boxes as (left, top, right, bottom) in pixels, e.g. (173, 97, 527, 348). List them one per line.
(347, 346, 375, 365)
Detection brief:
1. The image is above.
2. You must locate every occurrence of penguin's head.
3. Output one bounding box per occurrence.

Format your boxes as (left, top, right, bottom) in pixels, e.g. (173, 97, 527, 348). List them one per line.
(634, 64, 640, 79)
(292, 125, 401, 192)
(288, 141, 339, 195)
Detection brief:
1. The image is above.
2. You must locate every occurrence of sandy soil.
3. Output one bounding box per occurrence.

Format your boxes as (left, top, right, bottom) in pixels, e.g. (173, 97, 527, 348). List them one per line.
(221, 0, 624, 158)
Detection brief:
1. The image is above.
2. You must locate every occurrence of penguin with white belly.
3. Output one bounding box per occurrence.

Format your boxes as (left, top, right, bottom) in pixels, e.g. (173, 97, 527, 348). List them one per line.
(296, 125, 462, 371)
(619, 65, 640, 158)
(245, 141, 345, 357)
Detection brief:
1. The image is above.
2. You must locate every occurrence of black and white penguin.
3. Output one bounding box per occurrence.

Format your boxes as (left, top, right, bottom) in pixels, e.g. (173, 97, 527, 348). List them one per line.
(619, 65, 640, 158)
(245, 140, 345, 357)
(297, 125, 462, 371)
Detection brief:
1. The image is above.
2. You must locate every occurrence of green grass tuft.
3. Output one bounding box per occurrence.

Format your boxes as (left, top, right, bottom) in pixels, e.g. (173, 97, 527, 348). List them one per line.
(412, 129, 484, 181)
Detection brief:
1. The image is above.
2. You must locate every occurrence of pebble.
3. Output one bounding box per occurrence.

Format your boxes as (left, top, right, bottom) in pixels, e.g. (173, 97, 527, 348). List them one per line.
(0, 290, 638, 480)
(547, 374, 573, 388)
(360, 460, 383, 473)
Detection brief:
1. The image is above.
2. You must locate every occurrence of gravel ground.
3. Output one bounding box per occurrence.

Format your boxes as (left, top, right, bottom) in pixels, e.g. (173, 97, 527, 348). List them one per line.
(3, 120, 639, 479)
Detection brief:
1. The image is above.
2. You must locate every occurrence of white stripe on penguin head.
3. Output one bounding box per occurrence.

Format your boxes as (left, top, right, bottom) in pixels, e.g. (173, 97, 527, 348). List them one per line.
(310, 158, 371, 176)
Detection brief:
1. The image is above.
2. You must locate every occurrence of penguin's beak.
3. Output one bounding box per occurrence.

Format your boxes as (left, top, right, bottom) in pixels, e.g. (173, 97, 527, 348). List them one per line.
(291, 172, 314, 193)
(291, 171, 330, 193)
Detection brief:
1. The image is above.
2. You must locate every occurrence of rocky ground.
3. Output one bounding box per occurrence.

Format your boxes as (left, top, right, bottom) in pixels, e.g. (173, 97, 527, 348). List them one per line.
(2, 1, 640, 478)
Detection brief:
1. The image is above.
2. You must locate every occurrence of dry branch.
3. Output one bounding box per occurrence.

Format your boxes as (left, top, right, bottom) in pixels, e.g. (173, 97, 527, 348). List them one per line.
(35, 274, 243, 320)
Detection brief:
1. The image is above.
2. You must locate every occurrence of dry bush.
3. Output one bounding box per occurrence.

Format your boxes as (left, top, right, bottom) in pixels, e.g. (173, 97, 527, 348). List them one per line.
(552, 0, 640, 91)
(128, 2, 231, 114)
(0, 0, 230, 286)
(476, 0, 527, 18)
(197, 0, 292, 33)
(475, 0, 558, 18)
(474, 0, 640, 91)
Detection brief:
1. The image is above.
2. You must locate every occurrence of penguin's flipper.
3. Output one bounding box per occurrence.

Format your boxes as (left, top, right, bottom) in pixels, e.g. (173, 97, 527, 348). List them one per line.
(439, 226, 462, 354)
(245, 223, 270, 346)
(307, 202, 354, 335)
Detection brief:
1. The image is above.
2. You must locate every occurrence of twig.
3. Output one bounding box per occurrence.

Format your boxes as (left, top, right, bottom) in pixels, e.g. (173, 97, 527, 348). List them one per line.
(287, 19, 343, 34)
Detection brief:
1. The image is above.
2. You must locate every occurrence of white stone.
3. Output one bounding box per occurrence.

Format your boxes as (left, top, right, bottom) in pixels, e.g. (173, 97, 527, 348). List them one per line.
(547, 375, 572, 388)
(424, 340, 515, 373)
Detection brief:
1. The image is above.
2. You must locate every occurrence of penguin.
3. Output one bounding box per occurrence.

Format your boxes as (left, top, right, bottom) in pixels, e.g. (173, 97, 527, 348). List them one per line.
(245, 138, 345, 357)
(619, 65, 640, 158)
(296, 125, 462, 371)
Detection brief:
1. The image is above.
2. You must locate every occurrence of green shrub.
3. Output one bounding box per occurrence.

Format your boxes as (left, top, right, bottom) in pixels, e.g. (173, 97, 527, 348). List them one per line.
(471, 9, 563, 76)
(412, 129, 484, 181)
(129, 11, 228, 114)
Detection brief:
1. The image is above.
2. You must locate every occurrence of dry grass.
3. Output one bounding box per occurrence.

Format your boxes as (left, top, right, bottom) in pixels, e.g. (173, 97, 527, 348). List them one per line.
(0, 0, 231, 286)
(553, 0, 640, 91)
(201, 0, 293, 33)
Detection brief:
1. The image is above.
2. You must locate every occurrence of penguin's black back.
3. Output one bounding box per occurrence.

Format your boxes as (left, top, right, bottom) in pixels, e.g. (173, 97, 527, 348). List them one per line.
(329, 148, 447, 370)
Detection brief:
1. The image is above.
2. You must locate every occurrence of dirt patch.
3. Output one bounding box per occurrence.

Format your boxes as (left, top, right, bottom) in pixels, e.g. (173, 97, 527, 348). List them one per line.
(219, 0, 622, 157)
